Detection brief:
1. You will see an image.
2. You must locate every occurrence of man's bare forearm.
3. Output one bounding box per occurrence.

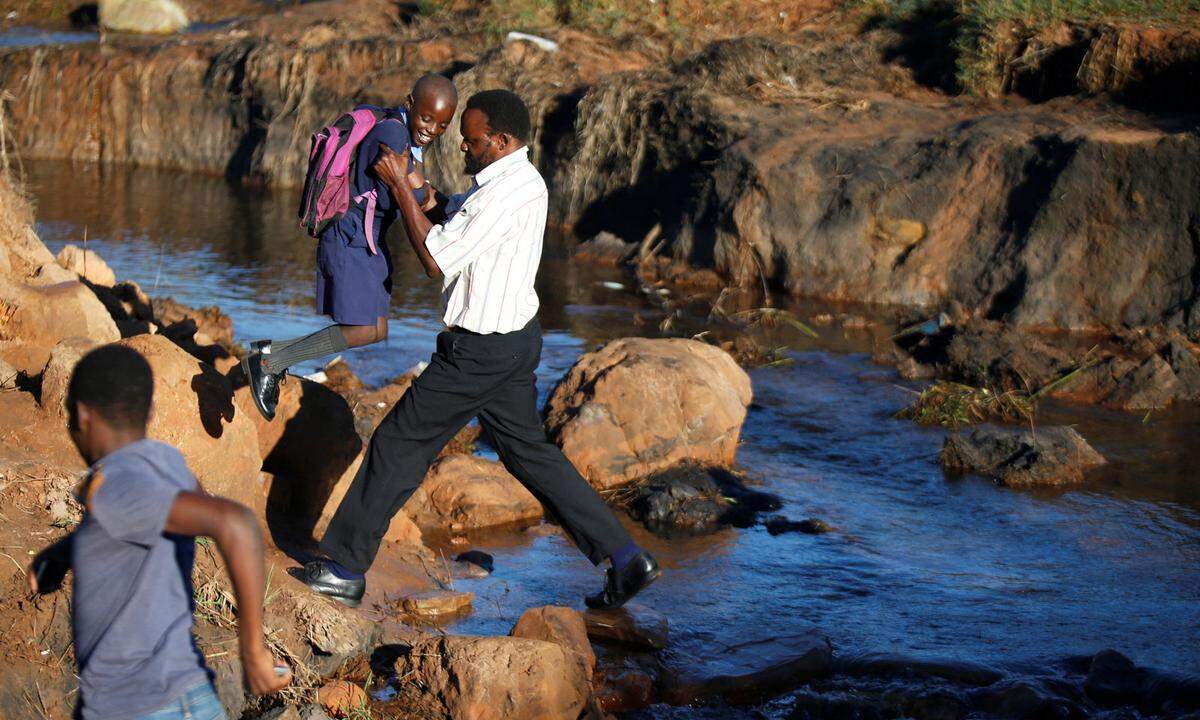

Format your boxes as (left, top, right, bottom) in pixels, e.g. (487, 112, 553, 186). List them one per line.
(383, 175, 442, 279)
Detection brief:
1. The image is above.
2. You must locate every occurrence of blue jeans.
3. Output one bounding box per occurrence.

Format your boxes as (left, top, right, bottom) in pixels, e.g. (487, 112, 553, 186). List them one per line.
(134, 683, 226, 720)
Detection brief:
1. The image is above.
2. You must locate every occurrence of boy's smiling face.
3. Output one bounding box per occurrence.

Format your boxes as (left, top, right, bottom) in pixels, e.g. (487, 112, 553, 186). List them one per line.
(407, 92, 456, 148)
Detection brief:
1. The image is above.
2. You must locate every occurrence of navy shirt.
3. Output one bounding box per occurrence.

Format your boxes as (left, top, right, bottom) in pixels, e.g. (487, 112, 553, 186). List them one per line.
(71, 439, 209, 720)
(323, 106, 428, 253)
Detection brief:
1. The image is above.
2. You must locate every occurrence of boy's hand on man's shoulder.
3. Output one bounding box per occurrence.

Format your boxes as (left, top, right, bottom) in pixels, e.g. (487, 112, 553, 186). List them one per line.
(372, 143, 413, 192)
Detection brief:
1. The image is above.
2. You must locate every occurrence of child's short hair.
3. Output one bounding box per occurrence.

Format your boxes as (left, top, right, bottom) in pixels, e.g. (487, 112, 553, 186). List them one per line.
(466, 90, 531, 143)
(67, 345, 154, 430)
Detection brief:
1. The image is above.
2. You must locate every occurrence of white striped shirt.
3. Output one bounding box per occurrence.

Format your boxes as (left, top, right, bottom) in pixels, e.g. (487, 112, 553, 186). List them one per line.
(424, 147, 547, 334)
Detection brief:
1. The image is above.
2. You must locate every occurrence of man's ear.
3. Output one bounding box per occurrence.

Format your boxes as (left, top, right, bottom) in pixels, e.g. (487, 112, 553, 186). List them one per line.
(70, 401, 89, 432)
(404, 93, 414, 111)
(494, 132, 512, 151)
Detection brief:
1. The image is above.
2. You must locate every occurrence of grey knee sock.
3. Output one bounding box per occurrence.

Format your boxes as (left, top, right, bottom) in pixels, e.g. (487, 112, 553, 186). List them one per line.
(262, 326, 349, 374)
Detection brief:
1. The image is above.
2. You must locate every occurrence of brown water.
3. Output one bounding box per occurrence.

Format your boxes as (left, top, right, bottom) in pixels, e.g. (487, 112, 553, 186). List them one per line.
(24, 160, 1200, 705)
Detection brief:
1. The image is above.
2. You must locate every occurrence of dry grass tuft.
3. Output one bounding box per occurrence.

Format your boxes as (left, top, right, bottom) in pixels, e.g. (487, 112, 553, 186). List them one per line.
(897, 380, 1035, 429)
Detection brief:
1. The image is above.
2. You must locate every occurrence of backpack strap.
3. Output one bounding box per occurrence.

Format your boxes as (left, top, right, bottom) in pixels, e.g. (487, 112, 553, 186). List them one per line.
(354, 189, 380, 255)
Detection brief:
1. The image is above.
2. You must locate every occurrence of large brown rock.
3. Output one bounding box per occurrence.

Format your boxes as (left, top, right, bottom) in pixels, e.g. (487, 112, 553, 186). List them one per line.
(545, 338, 752, 489)
(405, 454, 542, 531)
(94, 335, 261, 507)
(0, 275, 121, 374)
(56, 244, 116, 287)
(510, 605, 596, 680)
(38, 336, 101, 422)
(393, 635, 590, 720)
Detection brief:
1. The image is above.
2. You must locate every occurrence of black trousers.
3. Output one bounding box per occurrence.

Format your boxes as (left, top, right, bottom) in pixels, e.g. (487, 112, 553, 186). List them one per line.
(320, 318, 633, 573)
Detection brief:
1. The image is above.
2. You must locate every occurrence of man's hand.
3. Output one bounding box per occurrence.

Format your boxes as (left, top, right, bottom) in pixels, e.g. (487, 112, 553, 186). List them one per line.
(242, 641, 292, 695)
(373, 144, 412, 191)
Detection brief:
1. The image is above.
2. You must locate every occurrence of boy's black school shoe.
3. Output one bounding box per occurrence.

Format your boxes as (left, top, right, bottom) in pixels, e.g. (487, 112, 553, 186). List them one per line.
(290, 560, 365, 608)
(241, 352, 281, 422)
(585, 550, 662, 610)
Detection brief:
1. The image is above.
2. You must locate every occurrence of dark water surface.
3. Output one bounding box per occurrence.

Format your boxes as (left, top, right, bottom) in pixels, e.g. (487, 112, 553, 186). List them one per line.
(25, 161, 1200, 692)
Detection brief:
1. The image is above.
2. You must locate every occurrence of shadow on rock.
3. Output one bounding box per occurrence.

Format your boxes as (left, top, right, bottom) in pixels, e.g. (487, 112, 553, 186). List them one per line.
(190, 363, 235, 439)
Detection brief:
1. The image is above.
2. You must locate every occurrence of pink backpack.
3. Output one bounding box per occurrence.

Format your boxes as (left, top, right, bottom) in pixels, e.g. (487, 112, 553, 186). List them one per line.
(298, 106, 402, 254)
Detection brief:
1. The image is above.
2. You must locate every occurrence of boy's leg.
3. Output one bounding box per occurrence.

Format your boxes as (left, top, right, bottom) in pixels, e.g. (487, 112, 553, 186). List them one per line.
(318, 331, 485, 573)
(260, 317, 387, 373)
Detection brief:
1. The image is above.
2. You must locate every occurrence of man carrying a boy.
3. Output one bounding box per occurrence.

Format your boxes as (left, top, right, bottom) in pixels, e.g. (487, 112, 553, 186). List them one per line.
(297, 89, 662, 612)
(28, 344, 291, 720)
(243, 73, 458, 421)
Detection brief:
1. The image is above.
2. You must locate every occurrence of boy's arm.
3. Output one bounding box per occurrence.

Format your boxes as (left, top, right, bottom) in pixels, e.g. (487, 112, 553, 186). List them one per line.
(164, 491, 291, 696)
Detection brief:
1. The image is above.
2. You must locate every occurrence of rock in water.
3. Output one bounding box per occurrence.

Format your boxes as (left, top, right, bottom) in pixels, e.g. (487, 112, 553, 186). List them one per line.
(664, 629, 833, 704)
(544, 338, 752, 489)
(55, 244, 116, 286)
(398, 590, 473, 620)
(403, 454, 543, 531)
(941, 426, 1106, 487)
(99, 0, 188, 34)
(626, 464, 782, 534)
(510, 605, 595, 679)
(1085, 649, 1144, 706)
(393, 635, 590, 720)
(765, 515, 832, 536)
(584, 603, 669, 651)
(454, 550, 494, 573)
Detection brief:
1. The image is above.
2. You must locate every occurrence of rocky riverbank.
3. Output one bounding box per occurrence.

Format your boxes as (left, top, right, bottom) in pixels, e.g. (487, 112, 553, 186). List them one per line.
(2, 2, 1199, 334)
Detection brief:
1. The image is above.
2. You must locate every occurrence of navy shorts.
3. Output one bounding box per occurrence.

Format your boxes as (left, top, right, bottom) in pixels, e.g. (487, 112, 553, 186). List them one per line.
(316, 210, 394, 326)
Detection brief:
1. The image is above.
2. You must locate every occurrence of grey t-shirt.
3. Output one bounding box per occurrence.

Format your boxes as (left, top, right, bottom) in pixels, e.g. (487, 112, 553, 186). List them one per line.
(71, 439, 210, 720)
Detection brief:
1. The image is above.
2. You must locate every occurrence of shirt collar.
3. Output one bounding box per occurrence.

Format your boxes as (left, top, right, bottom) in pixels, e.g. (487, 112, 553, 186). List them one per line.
(473, 146, 529, 185)
(395, 107, 424, 163)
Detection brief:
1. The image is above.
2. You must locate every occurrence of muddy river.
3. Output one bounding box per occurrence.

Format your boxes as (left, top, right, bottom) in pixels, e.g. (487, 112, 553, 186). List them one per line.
(24, 160, 1200, 714)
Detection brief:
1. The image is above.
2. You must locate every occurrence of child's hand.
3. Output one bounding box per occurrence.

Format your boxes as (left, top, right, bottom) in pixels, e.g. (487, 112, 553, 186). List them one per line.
(373, 144, 413, 192)
(406, 163, 427, 191)
(27, 546, 69, 595)
(243, 642, 291, 695)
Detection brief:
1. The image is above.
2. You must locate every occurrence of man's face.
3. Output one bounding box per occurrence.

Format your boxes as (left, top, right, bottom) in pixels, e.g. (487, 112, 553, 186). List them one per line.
(408, 93, 456, 148)
(460, 108, 502, 176)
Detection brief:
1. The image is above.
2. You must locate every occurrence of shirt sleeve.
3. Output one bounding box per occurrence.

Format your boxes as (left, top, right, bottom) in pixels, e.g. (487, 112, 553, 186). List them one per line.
(88, 460, 182, 547)
(424, 188, 515, 278)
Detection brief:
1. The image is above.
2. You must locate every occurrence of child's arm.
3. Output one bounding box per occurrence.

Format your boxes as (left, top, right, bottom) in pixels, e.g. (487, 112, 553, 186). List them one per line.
(164, 491, 292, 696)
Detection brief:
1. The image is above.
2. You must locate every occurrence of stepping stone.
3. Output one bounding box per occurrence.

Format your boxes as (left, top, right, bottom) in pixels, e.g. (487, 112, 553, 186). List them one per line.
(398, 589, 473, 619)
(584, 603, 669, 651)
(663, 628, 832, 704)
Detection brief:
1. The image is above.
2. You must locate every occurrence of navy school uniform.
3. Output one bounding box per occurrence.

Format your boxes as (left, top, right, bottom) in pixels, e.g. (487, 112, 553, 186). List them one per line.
(316, 107, 428, 326)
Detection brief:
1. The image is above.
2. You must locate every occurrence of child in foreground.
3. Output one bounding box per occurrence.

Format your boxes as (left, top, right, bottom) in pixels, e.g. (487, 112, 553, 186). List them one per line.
(28, 344, 291, 720)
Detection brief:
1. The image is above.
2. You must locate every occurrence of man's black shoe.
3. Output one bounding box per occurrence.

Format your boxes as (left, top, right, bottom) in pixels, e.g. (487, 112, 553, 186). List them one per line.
(291, 560, 365, 608)
(586, 550, 661, 610)
(241, 352, 281, 422)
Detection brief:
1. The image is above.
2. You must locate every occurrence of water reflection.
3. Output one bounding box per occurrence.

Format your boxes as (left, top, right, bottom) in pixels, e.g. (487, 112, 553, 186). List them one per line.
(24, 159, 1200, 678)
